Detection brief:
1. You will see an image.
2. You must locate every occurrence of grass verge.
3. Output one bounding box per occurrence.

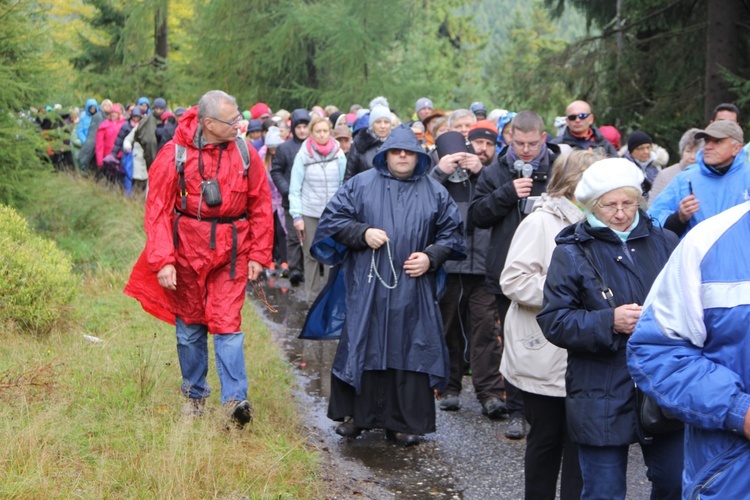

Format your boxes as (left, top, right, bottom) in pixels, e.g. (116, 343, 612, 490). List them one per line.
(1, 171, 321, 498)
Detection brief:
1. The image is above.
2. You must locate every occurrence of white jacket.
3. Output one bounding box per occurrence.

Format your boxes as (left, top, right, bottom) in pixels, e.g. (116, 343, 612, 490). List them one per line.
(124, 125, 147, 181)
(500, 194, 584, 397)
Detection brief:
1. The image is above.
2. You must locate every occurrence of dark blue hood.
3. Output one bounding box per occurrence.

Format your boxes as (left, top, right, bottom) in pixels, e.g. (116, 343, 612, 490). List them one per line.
(372, 125, 430, 179)
(290, 109, 311, 140)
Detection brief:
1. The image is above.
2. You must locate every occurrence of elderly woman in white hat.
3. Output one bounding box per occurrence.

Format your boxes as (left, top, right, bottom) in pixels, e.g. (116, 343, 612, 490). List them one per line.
(537, 158, 684, 500)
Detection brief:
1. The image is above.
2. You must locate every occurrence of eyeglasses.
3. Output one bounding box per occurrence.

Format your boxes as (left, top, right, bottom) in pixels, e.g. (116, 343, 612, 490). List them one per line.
(596, 202, 638, 215)
(567, 113, 591, 121)
(209, 114, 243, 127)
(511, 139, 542, 151)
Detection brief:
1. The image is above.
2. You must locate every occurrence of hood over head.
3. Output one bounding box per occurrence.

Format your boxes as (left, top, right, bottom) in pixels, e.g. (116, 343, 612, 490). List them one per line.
(372, 124, 431, 179)
(290, 109, 311, 140)
(85, 98, 99, 115)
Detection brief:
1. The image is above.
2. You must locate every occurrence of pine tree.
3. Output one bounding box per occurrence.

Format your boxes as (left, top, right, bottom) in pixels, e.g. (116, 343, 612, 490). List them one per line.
(0, 0, 49, 204)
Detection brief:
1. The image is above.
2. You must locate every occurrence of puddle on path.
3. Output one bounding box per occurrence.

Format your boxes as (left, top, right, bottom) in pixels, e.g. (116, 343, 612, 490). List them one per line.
(249, 280, 463, 499)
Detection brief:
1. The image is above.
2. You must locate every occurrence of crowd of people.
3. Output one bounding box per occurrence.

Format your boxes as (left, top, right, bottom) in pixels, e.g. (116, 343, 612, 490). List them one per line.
(39, 88, 747, 499)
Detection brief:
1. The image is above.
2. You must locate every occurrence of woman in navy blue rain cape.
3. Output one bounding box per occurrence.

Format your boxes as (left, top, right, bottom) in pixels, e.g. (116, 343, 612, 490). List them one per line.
(308, 125, 466, 444)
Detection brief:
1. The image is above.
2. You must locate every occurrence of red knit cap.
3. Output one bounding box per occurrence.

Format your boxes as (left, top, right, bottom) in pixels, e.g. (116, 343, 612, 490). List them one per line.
(468, 119, 499, 142)
(249, 102, 272, 120)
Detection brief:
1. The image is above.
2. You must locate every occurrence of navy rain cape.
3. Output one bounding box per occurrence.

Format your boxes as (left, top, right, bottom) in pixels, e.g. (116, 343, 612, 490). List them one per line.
(302, 126, 466, 394)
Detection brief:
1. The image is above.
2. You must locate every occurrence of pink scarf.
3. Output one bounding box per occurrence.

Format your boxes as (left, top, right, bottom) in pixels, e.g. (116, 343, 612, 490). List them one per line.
(307, 137, 337, 157)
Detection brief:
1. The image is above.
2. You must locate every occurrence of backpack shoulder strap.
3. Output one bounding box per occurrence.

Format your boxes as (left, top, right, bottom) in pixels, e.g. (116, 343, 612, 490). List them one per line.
(234, 137, 250, 177)
(175, 143, 188, 210)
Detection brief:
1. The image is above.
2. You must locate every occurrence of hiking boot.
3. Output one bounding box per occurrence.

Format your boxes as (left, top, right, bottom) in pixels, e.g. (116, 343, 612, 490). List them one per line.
(224, 400, 253, 429)
(481, 397, 508, 420)
(335, 417, 362, 439)
(181, 398, 206, 417)
(386, 430, 422, 446)
(505, 416, 527, 440)
(438, 394, 460, 411)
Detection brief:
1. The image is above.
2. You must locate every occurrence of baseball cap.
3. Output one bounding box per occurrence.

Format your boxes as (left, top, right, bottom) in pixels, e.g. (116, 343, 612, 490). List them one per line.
(333, 124, 352, 140)
(695, 120, 744, 144)
(470, 101, 487, 115)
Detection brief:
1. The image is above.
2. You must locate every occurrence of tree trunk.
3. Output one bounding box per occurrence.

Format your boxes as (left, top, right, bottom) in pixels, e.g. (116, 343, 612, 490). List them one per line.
(154, 0, 169, 65)
(705, 0, 741, 121)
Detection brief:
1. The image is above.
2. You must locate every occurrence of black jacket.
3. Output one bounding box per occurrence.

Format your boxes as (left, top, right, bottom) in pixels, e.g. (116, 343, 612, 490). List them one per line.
(343, 129, 384, 182)
(430, 166, 490, 276)
(536, 213, 678, 446)
(270, 109, 311, 208)
(469, 144, 560, 294)
(158, 117, 178, 152)
(552, 125, 618, 157)
(110, 120, 134, 158)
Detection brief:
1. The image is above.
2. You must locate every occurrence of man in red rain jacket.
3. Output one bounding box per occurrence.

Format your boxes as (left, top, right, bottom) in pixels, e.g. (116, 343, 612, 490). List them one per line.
(125, 90, 273, 427)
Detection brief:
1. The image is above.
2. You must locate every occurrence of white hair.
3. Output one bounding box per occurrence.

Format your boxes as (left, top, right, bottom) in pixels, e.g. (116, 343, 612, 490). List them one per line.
(198, 90, 237, 120)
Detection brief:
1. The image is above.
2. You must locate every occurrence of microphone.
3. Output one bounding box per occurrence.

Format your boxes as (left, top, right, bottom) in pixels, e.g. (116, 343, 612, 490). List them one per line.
(519, 163, 534, 213)
(513, 159, 524, 177)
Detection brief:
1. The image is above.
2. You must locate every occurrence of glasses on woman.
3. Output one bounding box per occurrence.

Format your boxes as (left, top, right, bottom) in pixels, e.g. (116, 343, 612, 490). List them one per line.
(596, 202, 638, 215)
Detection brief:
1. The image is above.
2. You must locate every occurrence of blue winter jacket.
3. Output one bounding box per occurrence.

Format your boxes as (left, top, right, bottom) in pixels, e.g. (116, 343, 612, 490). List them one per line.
(537, 213, 678, 446)
(647, 148, 750, 235)
(306, 126, 466, 394)
(628, 202, 750, 499)
(76, 98, 98, 144)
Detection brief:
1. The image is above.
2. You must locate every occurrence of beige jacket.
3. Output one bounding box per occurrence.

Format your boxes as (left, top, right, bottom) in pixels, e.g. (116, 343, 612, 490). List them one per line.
(500, 194, 585, 397)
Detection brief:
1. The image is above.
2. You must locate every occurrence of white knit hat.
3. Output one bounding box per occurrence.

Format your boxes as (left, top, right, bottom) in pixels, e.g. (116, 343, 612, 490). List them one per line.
(574, 158, 644, 206)
(264, 126, 283, 148)
(369, 105, 391, 127)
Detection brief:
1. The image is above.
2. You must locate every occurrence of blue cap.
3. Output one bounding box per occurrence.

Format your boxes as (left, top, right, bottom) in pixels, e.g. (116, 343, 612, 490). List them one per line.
(470, 101, 487, 115)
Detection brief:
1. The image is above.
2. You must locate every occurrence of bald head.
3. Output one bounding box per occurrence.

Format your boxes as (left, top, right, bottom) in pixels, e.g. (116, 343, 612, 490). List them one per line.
(565, 100, 594, 135)
(566, 100, 591, 116)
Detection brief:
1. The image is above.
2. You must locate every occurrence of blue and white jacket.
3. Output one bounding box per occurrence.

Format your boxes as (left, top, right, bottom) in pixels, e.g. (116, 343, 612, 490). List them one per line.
(628, 201, 750, 499)
(647, 148, 750, 236)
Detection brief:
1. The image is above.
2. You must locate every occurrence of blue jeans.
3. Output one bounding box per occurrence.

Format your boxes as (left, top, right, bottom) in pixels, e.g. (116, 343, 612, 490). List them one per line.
(175, 318, 248, 404)
(578, 430, 683, 500)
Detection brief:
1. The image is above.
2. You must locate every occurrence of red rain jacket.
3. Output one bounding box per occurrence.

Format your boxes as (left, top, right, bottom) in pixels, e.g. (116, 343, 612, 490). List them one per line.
(95, 117, 126, 166)
(124, 106, 273, 333)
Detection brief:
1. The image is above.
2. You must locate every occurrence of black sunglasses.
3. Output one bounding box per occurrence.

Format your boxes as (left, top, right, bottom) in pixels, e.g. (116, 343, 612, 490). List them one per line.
(567, 113, 591, 121)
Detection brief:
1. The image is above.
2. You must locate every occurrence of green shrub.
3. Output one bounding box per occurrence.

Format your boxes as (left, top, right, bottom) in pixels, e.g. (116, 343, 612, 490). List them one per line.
(0, 204, 78, 333)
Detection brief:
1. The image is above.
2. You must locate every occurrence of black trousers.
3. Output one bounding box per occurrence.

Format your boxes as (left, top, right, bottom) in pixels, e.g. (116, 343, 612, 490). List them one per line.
(495, 294, 524, 417)
(272, 211, 287, 264)
(522, 391, 583, 500)
(439, 274, 503, 402)
(284, 209, 304, 276)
